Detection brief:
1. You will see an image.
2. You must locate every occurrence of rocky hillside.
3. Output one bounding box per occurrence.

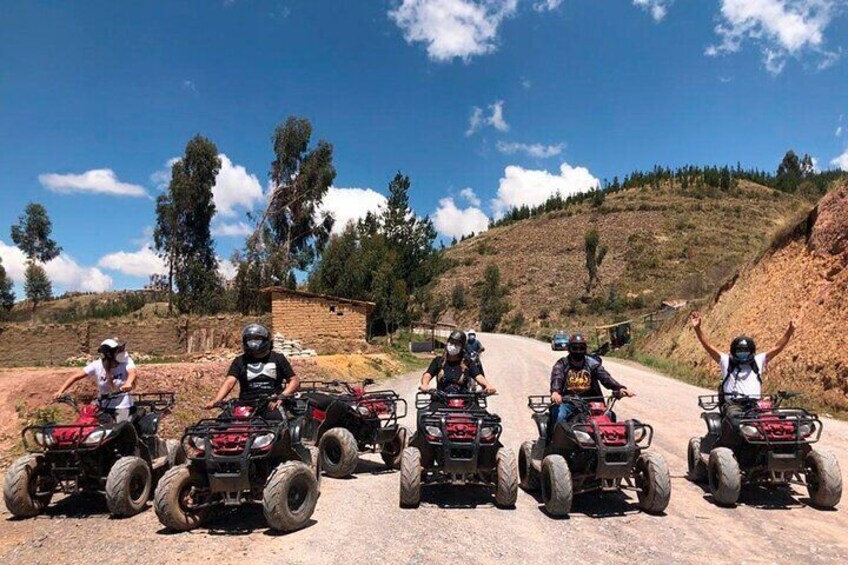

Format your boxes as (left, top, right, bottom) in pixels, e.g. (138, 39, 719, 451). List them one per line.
(432, 181, 808, 337)
(642, 184, 848, 415)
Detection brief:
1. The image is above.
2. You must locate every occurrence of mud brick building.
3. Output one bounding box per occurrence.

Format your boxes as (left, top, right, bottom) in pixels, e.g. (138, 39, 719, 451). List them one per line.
(262, 288, 375, 352)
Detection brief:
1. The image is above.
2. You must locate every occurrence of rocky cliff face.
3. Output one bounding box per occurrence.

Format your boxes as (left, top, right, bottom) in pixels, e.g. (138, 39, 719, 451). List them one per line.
(644, 185, 848, 415)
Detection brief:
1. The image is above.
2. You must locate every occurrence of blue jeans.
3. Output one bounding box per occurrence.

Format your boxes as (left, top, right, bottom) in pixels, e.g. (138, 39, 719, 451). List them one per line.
(554, 402, 578, 424)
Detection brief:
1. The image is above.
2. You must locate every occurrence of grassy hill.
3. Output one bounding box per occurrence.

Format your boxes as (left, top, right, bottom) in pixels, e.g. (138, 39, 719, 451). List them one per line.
(430, 180, 809, 338)
(3, 290, 167, 324)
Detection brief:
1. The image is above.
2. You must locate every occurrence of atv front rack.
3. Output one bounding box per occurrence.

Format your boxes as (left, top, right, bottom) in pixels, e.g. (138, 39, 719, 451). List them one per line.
(182, 418, 281, 462)
(420, 409, 502, 474)
(22, 423, 111, 453)
(737, 409, 823, 446)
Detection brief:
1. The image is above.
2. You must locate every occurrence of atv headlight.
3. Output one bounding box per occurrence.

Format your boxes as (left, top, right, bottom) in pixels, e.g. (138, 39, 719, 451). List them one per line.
(424, 425, 443, 438)
(798, 423, 814, 438)
(251, 433, 275, 450)
(189, 435, 206, 450)
(34, 430, 54, 447)
(633, 426, 647, 444)
(83, 429, 108, 445)
(480, 426, 495, 441)
(573, 429, 595, 446)
(357, 405, 372, 417)
(739, 424, 761, 439)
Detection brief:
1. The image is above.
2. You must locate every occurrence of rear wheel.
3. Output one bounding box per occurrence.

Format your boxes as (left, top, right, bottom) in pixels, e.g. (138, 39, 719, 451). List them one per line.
(263, 461, 319, 532)
(3, 455, 53, 518)
(399, 447, 422, 508)
(380, 426, 409, 470)
(518, 441, 539, 492)
(154, 465, 209, 531)
(105, 456, 152, 517)
(708, 447, 741, 507)
(635, 452, 671, 514)
(806, 448, 842, 509)
(687, 437, 707, 483)
(495, 448, 518, 508)
(540, 454, 572, 516)
(319, 427, 359, 478)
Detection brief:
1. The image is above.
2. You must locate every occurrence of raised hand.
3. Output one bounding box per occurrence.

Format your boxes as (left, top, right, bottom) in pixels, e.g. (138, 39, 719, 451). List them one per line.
(689, 311, 702, 329)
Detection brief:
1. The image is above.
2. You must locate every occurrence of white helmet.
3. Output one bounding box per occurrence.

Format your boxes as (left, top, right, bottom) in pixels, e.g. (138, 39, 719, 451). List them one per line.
(98, 338, 129, 364)
(467, 329, 477, 339)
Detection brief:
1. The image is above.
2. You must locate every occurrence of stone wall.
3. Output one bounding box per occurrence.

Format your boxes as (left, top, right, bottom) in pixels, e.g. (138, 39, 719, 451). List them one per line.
(270, 290, 372, 352)
(0, 314, 271, 367)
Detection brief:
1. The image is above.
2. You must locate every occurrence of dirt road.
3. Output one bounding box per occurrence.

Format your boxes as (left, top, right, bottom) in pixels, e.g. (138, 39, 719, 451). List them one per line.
(2, 333, 846, 564)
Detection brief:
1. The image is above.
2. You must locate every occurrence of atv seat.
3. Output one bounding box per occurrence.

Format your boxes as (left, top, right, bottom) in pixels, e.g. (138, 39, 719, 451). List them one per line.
(303, 392, 336, 411)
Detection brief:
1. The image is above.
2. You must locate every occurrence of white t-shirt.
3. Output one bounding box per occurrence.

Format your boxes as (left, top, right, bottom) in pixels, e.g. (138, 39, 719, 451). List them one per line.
(83, 357, 136, 409)
(719, 352, 767, 397)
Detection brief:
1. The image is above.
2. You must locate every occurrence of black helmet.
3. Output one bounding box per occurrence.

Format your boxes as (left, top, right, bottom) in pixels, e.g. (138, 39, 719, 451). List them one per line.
(730, 335, 756, 363)
(447, 330, 467, 348)
(567, 332, 588, 364)
(242, 323, 272, 359)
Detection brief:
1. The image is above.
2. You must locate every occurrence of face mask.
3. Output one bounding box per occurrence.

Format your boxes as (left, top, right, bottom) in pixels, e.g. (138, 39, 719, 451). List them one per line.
(446, 344, 461, 356)
(733, 352, 753, 363)
(569, 351, 586, 364)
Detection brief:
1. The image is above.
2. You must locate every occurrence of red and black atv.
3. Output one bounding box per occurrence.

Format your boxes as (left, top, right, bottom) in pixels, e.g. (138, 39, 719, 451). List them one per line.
(153, 393, 319, 533)
(689, 392, 842, 508)
(399, 390, 517, 509)
(4, 392, 183, 518)
(519, 394, 670, 516)
(299, 379, 409, 478)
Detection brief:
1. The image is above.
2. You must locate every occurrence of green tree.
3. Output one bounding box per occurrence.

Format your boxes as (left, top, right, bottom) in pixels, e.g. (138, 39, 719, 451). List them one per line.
(154, 135, 223, 314)
(584, 228, 608, 293)
(451, 282, 466, 310)
(0, 258, 15, 315)
(776, 150, 802, 192)
(11, 203, 61, 315)
(23, 263, 52, 312)
(478, 264, 508, 332)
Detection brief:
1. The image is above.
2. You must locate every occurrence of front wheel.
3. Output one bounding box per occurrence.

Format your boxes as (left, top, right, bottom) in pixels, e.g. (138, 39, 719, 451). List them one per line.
(635, 452, 671, 514)
(540, 454, 572, 516)
(399, 447, 422, 508)
(380, 426, 409, 470)
(263, 461, 319, 532)
(3, 455, 54, 518)
(106, 456, 152, 517)
(806, 448, 842, 509)
(153, 465, 209, 531)
(495, 448, 518, 508)
(708, 448, 741, 507)
(319, 427, 359, 478)
(518, 441, 539, 492)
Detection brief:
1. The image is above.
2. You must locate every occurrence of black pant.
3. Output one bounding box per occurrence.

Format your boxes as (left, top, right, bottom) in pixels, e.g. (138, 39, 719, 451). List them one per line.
(719, 403, 745, 447)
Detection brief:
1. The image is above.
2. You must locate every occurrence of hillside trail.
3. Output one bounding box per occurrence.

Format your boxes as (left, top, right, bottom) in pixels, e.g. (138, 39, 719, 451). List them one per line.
(2, 333, 847, 564)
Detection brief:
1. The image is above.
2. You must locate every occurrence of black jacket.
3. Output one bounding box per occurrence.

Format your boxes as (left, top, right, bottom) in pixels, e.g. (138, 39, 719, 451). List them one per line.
(550, 355, 623, 398)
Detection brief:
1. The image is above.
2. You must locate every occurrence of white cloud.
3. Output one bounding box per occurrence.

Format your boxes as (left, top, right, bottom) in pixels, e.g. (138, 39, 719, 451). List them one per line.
(491, 162, 600, 217)
(1, 240, 112, 293)
(707, 0, 840, 74)
(837, 126, 843, 137)
(466, 100, 509, 136)
(460, 187, 482, 207)
(633, 0, 673, 22)
(150, 157, 179, 190)
(533, 0, 562, 12)
(212, 221, 254, 238)
(218, 258, 237, 280)
(432, 198, 490, 239)
(213, 154, 265, 217)
(317, 187, 388, 234)
(389, 0, 518, 62)
(831, 149, 848, 170)
(98, 246, 166, 278)
(496, 140, 565, 158)
(521, 77, 532, 89)
(39, 169, 147, 198)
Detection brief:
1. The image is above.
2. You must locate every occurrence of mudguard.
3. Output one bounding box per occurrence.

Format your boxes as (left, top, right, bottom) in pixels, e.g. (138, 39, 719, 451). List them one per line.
(136, 412, 160, 438)
(702, 412, 722, 437)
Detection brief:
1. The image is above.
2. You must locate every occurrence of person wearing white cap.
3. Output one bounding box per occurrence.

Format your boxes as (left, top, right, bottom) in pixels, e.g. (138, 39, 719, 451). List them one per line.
(55, 338, 138, 415)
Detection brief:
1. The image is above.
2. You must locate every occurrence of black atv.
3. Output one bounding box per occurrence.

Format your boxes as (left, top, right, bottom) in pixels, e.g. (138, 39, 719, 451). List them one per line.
(4, 392, 183, 518)
(399, 389, 517, 509)
(519, 394, 670, 516)
(689, 391, 842, 508)
(300, 379, 408, 478)
(153, 393, 320, 533)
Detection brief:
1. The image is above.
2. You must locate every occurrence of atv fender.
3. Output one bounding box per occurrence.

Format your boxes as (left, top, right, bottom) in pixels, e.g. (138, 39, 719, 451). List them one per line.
(532, 413, 548, 439)
(136, 412, 161, 438)
(317, 401, 356, 439)
(701, 412, 722, 437)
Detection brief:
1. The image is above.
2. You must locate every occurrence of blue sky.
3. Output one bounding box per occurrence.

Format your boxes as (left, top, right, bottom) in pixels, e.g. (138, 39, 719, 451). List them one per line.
(2, 0, 847, 295)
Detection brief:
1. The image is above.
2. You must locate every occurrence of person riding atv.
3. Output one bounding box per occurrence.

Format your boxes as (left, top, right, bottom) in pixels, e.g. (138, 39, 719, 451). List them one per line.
(464, 329, 486, 375)
(690, 311, 795, 446)
(419, 330, 495, 397)
(205, 323, 300, 417)
(549, 333, 634, 436)
(54, 338, 138, 422)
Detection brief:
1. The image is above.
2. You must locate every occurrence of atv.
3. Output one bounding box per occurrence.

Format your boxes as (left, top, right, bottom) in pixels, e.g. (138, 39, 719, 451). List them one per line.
(4, 392, 183, 518)
(299, 379, 408, 478)
(689, 391, 842, 508)
(399, 389, 517, 509)
(519, 394, 670, 516)
(154, 393, 320, 533)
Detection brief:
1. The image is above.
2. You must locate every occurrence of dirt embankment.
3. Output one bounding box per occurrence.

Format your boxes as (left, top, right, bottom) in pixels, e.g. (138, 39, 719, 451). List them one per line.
(644, 184, 848, 415)
(0, 352, 409, 469)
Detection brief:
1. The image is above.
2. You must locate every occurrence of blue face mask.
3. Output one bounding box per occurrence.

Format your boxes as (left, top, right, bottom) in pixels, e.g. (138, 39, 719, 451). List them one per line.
(733, 351, 753, 363)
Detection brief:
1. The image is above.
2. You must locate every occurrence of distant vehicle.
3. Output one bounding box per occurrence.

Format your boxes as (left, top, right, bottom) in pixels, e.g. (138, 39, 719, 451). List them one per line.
(551, 331, 570, 351)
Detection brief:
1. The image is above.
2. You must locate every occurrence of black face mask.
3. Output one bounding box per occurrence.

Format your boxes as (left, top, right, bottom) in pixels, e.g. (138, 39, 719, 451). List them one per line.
(568, 352, 586, 365)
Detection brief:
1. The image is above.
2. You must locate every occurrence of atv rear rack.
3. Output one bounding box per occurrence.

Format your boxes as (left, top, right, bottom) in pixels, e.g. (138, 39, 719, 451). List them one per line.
(131, 392, 176, 412)
(354, 390, 408, 422)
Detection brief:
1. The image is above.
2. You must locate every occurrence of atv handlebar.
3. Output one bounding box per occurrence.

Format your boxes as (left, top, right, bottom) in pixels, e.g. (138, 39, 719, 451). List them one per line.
(527, 394, 619, 414)
(698, 391, 803, 411)
(212, 393, 294, 410)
